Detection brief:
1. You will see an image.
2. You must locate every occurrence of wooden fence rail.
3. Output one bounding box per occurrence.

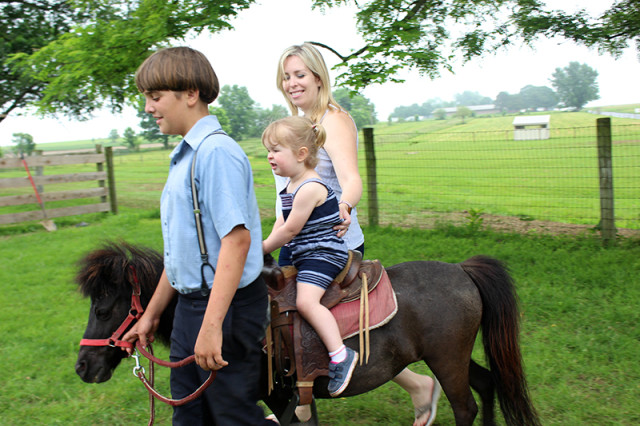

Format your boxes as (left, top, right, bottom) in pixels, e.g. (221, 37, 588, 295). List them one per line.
(0, 146, 117, 225)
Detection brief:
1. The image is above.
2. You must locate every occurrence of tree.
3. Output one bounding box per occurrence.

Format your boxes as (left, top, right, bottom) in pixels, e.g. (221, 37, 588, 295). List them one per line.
(122, 127, 138, 150)
(2, 0, 253, 121)
(495, 91, 524, 113)
(136, 97, 169, 149)
(519, 85, 558, 110)
(253, 105, 289, 137)
(310, 0, 639, 90)
(333, 88, 377, 128)
(0, 1, 78, 123)
(216, 85, 257, 140)
(551, 62, 599, 110)
(108, 129, 119, 145)
(433, 108, 447, 120)
(454, 91, 492, 106)
(12, 132, 35, 156)
(209, 106, 232, 132)
(390, 104, 421, 120)
(454, 106, 472, 124)
(390, 99, 443, 120)
(4, 1, 637, 120)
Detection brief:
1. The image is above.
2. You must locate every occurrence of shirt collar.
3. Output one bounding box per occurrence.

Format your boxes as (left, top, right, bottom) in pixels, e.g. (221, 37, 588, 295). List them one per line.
(169, 115, 223, 159)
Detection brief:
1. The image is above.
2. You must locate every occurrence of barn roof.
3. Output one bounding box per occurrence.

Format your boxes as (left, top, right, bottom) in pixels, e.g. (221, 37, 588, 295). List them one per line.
(512, 115, 550, 126)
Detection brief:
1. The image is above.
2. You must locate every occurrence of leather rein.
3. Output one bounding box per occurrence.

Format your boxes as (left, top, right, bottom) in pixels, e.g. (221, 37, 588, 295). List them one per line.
(79, 266, 215, 423)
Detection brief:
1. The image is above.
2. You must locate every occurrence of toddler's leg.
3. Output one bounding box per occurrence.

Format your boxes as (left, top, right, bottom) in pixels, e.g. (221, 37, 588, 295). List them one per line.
(296, 282, 342, 352)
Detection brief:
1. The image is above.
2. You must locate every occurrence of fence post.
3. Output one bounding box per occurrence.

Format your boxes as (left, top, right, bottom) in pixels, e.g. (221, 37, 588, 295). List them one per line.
(105, 147, 118, 214)
(363, 127, 379, 227)
(596, 118, 616, 245)
(95, 144, 107, 204)
(35, 149, 44, 195)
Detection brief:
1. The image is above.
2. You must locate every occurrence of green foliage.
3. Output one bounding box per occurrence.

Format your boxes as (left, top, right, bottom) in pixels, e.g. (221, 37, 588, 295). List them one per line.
(136, 96, 169, 148)
(12, 132, 35, 155)
(122, 127, 138, 150)
(3, 0, 254, 119)
(496, 85, 558, 113)
(3, 0, 638, 122)
(391, 99, 448, 119)
(0, 0, 77, 118)
(209, 106, 231, 131)
(495, 91, 523, 113)
(465, 208, 485, 233)
(512, 0, 640, 56)
(253, 104, 289, 137)
(551, 62, 600, 110)
(454, 105, 472, 123)
(433, 108, 446, 120)
(217, 84, 257, 140)
(519, 85, 558, 110)
(215, 86, 288, 139)
(333, 88, 377, 128)
(310, 0, 639, 91)
(455, 90, 492, 106)
(108, 128, 119, 144)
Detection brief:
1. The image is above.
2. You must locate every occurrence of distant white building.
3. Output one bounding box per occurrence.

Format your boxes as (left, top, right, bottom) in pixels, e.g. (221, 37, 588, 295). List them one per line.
(512, 115, 550, 140)
(442, 104, 499, 116)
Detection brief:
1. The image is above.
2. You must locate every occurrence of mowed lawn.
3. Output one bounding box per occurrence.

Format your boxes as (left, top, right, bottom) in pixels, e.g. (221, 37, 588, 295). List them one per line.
(0, 210, 638, 424)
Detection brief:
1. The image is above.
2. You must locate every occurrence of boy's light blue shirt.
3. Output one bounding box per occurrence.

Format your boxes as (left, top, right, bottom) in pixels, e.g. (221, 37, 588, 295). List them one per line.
(160, 115, 263, 294)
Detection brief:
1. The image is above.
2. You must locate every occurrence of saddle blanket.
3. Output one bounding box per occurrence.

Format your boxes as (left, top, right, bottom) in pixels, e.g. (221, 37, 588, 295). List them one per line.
(333, 268, 397, 339)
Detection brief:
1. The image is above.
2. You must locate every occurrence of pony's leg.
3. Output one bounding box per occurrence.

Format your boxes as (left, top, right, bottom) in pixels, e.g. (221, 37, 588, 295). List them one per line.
(427, 357, 478, 426)
(469, 359, 496, 426)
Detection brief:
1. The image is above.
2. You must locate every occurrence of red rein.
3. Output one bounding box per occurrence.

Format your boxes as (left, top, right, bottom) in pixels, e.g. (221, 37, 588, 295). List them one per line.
(133, 342, 216, 406)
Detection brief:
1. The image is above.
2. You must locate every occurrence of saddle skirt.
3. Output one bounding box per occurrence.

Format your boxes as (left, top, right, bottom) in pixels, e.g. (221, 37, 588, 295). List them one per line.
(263, 251, 398, 405)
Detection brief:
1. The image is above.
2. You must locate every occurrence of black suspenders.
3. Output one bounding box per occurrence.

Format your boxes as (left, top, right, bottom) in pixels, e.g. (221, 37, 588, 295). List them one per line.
(189, 130, 225, 296)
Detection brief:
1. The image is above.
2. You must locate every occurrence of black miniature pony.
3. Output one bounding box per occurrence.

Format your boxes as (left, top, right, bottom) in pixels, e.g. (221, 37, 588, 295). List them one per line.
(75, 241, 539, 425)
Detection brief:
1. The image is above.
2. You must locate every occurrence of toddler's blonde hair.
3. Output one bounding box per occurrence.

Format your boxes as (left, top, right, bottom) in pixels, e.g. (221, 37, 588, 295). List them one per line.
(262, 116, 326, 169)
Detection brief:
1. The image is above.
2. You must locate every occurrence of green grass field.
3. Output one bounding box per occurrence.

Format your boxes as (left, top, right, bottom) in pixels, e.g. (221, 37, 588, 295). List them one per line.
(0, 212, 638, 424)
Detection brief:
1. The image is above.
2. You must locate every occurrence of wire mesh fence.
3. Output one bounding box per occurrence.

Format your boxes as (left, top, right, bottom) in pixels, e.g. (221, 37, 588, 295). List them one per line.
(352, 121, 639, 237)
(3, 119, 637, 239)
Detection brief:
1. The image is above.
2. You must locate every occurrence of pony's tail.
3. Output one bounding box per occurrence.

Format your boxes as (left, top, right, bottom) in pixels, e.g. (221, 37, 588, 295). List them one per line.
(461, 256, 540, 426)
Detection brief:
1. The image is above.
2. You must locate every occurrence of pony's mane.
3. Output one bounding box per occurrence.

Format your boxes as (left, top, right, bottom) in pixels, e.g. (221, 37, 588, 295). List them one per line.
(75, 241, 163, 299)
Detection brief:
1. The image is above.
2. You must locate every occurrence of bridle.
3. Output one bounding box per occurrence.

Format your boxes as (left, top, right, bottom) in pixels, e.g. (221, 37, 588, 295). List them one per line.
(78, 266, 215, 424)
(79, 266, 143, 349)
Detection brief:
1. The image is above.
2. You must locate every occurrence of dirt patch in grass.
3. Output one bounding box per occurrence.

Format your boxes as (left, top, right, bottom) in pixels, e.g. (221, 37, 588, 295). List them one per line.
(375, 210, 640, 238)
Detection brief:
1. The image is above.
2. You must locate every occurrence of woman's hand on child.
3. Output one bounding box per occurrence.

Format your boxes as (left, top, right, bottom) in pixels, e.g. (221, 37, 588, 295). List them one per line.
(334, 204, 352, 238)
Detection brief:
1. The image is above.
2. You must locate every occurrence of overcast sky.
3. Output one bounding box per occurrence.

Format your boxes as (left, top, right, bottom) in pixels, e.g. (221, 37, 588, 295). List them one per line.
(1, 0, 639, 146)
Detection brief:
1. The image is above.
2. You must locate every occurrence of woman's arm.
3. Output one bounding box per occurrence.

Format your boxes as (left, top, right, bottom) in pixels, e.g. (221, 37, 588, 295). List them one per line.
(321, 110, 363, 233)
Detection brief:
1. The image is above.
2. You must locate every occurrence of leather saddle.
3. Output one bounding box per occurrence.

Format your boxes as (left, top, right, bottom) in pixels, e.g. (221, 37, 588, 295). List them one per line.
(262, 250, 384, 406)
